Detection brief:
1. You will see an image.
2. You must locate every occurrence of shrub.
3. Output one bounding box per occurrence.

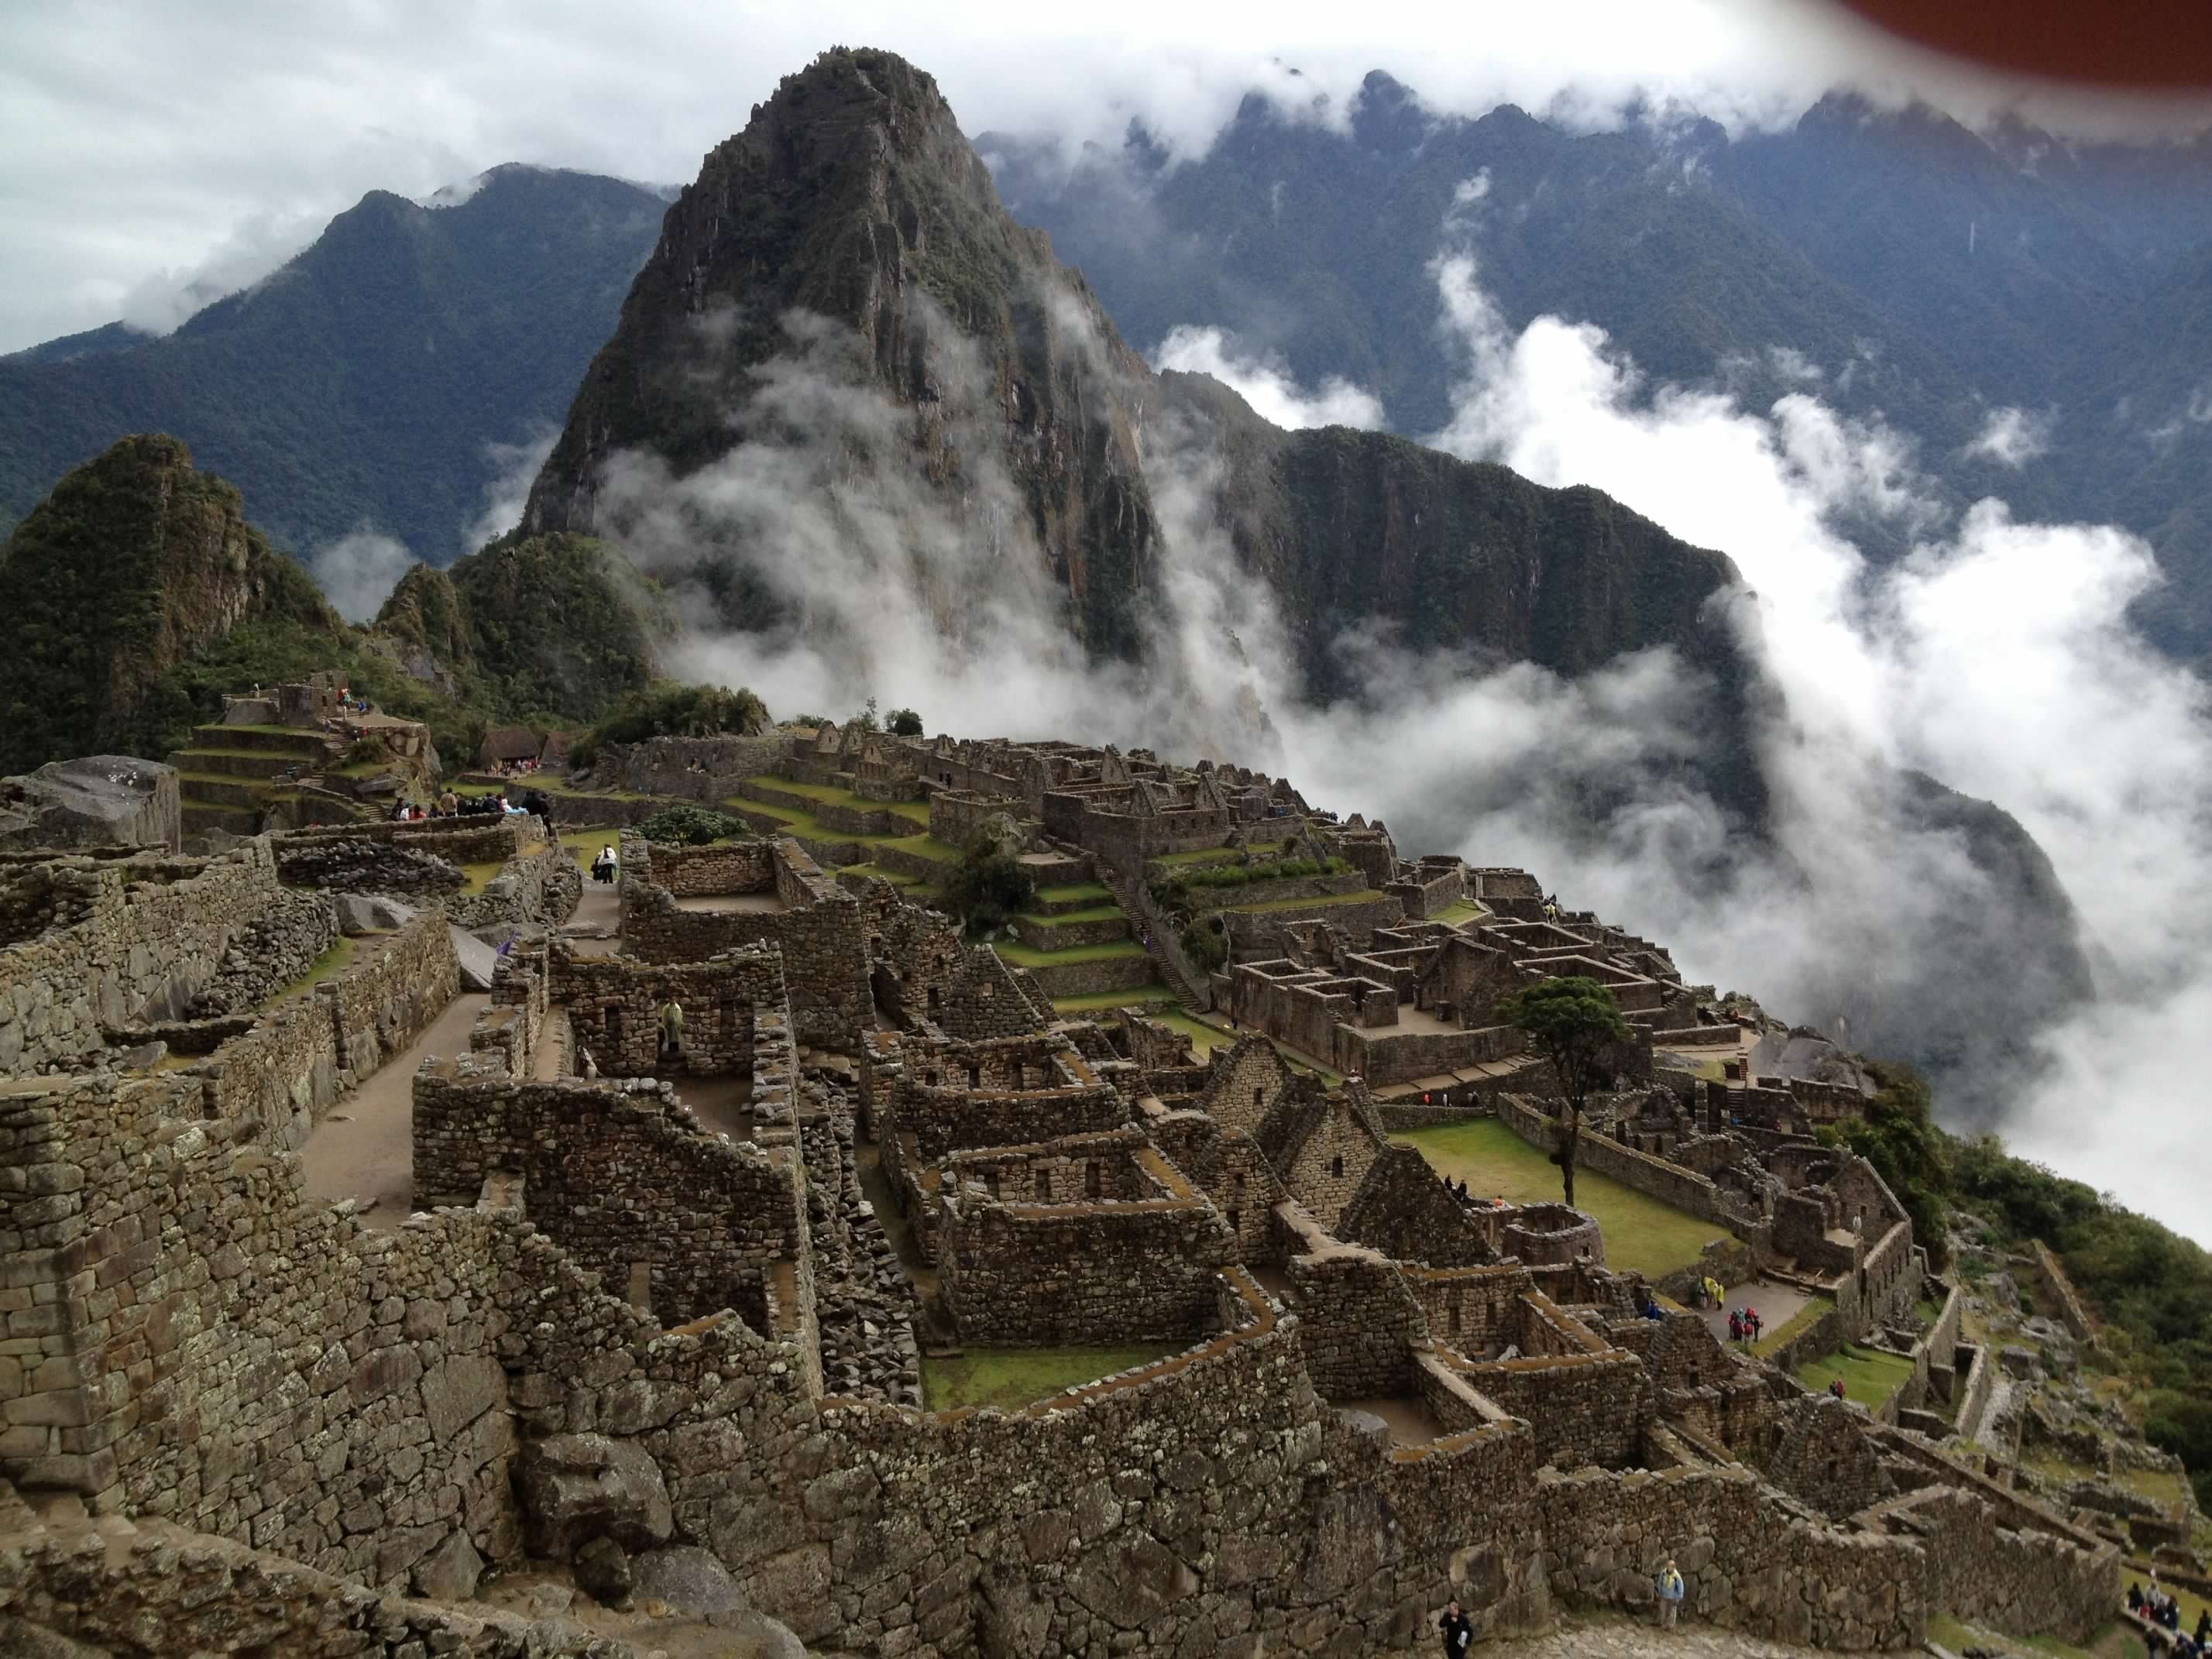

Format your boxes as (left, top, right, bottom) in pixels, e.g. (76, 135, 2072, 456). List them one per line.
(635, 805, 747, 846)
(1182, 915, 1228, 972)
(939, 828, 1036, 939)
(887, 706, 923, 737)
(571, 680, 770, 770)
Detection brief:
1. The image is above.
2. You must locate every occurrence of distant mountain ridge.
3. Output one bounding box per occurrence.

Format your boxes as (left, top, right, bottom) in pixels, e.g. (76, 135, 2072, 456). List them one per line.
(0, 164, 667, 566)
(984, 80, 2212, 655)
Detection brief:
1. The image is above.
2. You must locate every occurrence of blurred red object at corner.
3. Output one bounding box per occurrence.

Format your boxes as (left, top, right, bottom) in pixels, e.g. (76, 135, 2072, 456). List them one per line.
(1842, 0, 2212, 88)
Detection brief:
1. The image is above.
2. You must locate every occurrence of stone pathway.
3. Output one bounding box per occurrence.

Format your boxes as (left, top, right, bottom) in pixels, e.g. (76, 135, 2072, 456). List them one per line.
(299, 991, 489, 1226)
(1482, 1615, 1850, 1659)
(565, 871, 621, 954)
(1694, 1277, 1819, 1352)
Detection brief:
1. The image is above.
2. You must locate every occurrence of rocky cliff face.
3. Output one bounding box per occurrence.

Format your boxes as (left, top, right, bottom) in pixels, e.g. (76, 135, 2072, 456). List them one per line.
(524, 48, 1161, 657)
(0, 434, 338, 772)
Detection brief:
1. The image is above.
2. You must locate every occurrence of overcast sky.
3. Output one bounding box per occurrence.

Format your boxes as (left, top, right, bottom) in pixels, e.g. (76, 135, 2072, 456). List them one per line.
(6, 0, 2211, 352)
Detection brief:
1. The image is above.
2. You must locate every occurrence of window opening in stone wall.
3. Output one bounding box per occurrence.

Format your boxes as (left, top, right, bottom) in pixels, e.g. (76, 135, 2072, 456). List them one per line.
(1253, 1086, 1264, 1106)
(986, 1172, 1001, 1200)
(1085, 1161, 1101, 1198)
(1449, 1304, 1462, 1335)
(927, 987, 941, 1015)
(1037, 1170, 1051, 1202)
(967, 1063, 981, 1090)
(1330, 1155, 1344, 1179)
(1227, 1207, 1240, 1234)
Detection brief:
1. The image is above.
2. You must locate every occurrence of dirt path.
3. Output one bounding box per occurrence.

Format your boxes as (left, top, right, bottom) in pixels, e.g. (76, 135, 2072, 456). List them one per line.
(301, 992, 489, 1227)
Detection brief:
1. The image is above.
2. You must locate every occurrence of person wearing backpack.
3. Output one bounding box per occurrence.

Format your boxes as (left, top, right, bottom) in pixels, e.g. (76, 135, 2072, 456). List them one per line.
(1656, 1558, 1686, 1627)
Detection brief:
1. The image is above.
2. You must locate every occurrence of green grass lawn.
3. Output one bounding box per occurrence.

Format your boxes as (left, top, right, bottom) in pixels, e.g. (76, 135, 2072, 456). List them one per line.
(1794, 1341, 1916, 1410)
(1036, 881, 1112, 905)
(1392, 1118, 1730, 1280)
(262, 938, 356, 1008)
(558, 827, 623, 858)
(1932, 1613, 2145, 1659)
(1015, 905, 1125, 927)
(1433, 899, 1487, 926)
(993, 939, 1147, 967)
(1049, 985, 1176, 1014)
(1149, 1011, 1235, 1054)
(1149, 845, 1245, 867)
(456, 860, 505, 895)
(1221, 888, 1388, 914)
(922, 1345, 1182, 1410)
(839, 863, 918, 886)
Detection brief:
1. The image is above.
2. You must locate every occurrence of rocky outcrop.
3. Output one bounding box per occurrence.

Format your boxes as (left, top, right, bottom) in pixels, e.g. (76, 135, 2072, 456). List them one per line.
(524, 47, 1162, 658)
(515, 1434, 675, 1560)
(0, 755, 181, 853)
(0, 435, 340, 774)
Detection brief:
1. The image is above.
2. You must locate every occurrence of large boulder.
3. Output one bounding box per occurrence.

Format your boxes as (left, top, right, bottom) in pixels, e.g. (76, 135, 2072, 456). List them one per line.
(335, 893, 417, 935)
(631, 1545, 746, 1615)
(0, 756, 180, 853)
(451, 924, 500, 992)
(513, 1434, 672, 1559)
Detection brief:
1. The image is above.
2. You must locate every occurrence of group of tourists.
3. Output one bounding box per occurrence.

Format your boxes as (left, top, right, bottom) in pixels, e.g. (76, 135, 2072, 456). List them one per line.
(590, 844, 619, 884)
(2128, 1577, 2208, 1651)
(1440, 1175, 1506, 1211)
(1727, 1305, 1766, 1345)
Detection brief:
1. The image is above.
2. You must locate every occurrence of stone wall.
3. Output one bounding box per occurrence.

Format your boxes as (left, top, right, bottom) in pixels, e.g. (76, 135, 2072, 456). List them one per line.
(1537, 1462, 1925, 1646)
(1336, 1142, 1497, 1267)
(1285, 1228, 1425, 1400)
(1870, 1481, 2118, 1645)
(0, 845, 282, 1074)
(620, 836, 869, 1051)
(185, 913, 460, 1148)
(596, 731, 788, 799)
(273, 836, 465, 904)
(1497, 1094, 1741, 1232)
(0, 1068, 524, 1592)
(940, 1138, 1238, 1345)
(1219, 894, 1404, 955)
(411, 1073, 811, 1342)
(552, 944, 785, 1077)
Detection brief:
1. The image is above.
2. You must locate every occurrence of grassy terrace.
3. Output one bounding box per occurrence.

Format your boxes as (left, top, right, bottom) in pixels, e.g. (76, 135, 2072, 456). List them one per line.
(1391, 1118, 1730, 1280)
(1036, 881, 1112, 905)
(1930, 1613, 2145, 1659)
(1049, 985, 1175, 1015)
(262, 938, 357, 1009)
(1017, 905, 1123, 927)
(921, 1345, 1182, 1411)
(1794, 1341, 1916, 1410)
(723, 792, 960, 865)
(993, 939, 1147, 969)
(1433, 899, 1487, 927)
(1221, 888, 1389, 915)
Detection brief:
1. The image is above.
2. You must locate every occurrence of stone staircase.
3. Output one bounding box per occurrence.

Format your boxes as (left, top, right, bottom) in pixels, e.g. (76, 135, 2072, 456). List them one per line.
(994, 878, 1158, 1003)
(1098, 860, 1214, 1012)
(166, 723, 342, 837)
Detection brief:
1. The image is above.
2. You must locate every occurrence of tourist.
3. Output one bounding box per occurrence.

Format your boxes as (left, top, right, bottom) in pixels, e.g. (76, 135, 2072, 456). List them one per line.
(2195, 1608, 2209, 1646)
(438, 789, 459, 816)
(1729, 1310, 1743, 1344)
(1829, 1378, 1846, 1401)
(1437, 1598, 1473, 1658)
(658, 997, 684, 1061)
(1746, 1307, 1762, 1344)
(1656, 1558, 1686, 1627)
(2129, 1584, 2145, 1615)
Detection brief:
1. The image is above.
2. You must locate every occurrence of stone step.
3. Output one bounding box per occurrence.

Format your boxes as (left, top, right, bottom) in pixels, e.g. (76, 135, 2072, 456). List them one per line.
(169, 746, 316, 780)
(1001, 948, 1157, 999)
(191, 723, 333, 757)
(182, 799, 262, 835)
(1029, 884, 1114, 916)
(175, 774, 267, 809)
(1008, 908, 1130, 951)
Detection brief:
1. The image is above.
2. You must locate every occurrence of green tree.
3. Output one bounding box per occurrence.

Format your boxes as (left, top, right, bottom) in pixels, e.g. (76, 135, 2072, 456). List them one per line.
(1495, 976, 1630, 1208)
(886, 706, 923, 737)
(1818, 1058, 1953, 1267)
(939, 826, 1036, 939)
(850, 696, 881, 733)
(570, 680, 769, 768)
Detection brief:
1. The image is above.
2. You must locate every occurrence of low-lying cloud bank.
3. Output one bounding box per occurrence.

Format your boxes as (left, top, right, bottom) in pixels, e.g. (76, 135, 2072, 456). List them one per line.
(575, 247, 2208, 1243)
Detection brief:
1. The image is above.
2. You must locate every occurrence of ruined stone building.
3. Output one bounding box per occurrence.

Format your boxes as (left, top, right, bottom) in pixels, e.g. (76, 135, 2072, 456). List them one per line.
(0, 733, 2122, 1656)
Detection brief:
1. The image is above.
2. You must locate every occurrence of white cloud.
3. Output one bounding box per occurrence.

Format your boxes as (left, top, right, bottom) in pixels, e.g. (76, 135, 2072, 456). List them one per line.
(5, 0, 2208, 351)
(1152, 325, 1386, 429)
(1963, 404, 2055, 466)
(1407, 240, 2212, 1242)
(462, 424, 561, 555)
(309, 528, 416, 623)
